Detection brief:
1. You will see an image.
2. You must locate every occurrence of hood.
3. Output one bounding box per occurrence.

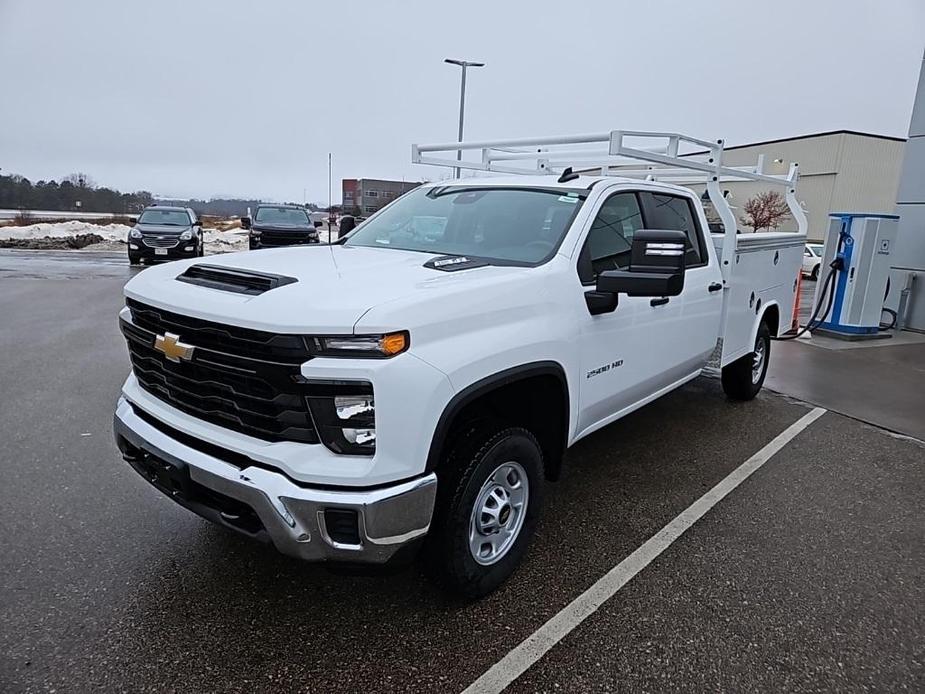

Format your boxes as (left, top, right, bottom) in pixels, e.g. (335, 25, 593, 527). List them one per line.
(136, 223, 192, 235)
(123, 244, 527, 334)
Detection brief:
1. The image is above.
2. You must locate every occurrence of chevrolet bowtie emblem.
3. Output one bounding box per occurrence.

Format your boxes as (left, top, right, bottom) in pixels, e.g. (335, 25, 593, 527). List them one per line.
(154, 332, 195, 362)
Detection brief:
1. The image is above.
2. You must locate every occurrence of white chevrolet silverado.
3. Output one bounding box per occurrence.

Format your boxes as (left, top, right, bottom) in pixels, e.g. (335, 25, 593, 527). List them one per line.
(113, 131, 807, 597)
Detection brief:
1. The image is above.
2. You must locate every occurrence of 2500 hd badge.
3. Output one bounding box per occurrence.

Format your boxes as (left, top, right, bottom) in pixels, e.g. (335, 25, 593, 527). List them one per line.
(586, 359, 624, 379)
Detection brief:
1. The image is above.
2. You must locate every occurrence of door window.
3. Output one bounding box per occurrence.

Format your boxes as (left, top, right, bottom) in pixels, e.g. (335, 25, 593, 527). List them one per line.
(638, 192, 707, 267)
(577, 193, 645, 282)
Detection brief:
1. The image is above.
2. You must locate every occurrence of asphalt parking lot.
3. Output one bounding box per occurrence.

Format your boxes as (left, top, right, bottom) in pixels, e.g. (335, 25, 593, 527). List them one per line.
(1, 250, 923, 693)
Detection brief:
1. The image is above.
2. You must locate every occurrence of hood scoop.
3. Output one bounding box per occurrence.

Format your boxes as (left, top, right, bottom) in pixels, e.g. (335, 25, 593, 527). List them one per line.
(176, 264, 297, 295)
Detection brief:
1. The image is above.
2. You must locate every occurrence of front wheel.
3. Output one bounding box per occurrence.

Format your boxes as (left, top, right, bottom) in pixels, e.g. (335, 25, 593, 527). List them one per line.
(427, 426, 544, 599)
(721, 321, 771, 401)
(810, 264, 820, 281)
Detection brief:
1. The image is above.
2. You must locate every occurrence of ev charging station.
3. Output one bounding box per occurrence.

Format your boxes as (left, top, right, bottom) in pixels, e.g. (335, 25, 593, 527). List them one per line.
(815, 213, 899, 338)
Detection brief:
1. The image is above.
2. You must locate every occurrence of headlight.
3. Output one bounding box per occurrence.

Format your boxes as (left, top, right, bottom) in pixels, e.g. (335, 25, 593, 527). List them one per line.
(129, 228, 142, 239)
(306, 382, 376, 454)
(313, 332, 409, 358)
(179, 229, 193, 241)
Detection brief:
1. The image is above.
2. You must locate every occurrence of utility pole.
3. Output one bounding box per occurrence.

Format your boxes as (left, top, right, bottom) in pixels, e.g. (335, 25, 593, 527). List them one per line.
(444, 58, 485, 178)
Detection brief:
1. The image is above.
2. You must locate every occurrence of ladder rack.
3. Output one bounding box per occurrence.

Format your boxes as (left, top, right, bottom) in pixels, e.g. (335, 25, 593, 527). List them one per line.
(412, 129, 809, 280)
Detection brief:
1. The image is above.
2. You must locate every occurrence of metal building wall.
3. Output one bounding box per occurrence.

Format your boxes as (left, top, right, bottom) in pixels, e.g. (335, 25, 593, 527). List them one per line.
(687, 132, 904, 241)
(355, 179, 420, 214)
(891, 54, 925, 331)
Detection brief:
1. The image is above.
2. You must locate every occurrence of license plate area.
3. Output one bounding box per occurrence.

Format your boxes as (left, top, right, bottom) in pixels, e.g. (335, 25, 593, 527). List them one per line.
(134, 453, 192, 499)
(126, 447, 265, 535)
(155, 248, 169, 256)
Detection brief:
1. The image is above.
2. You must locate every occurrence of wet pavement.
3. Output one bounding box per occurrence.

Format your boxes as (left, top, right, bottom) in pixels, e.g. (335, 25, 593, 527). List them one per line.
(769, 272, 925, 441)
(0, 249, 138, 280)
(1, 253, 922, 692)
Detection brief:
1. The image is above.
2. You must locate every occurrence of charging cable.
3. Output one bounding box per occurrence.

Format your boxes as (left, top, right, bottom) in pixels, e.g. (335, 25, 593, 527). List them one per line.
(773, 230, 848, 341)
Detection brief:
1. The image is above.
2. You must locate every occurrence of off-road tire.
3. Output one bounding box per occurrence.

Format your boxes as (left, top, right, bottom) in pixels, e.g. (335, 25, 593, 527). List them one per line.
(426, 425, 544, 599)
(722, 321, 771, 401)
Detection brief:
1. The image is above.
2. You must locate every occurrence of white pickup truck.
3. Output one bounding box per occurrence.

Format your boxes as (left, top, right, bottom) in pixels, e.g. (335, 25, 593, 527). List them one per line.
(113, 131, 806, 597)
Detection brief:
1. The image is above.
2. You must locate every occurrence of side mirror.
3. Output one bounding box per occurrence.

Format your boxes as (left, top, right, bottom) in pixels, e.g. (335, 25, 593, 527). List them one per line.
(313, 221, 323, 228)
(240, 216, 251, 230)
(339, 215, 356, 236)
(193, 220, 202, 226)
(588, 230, 687, 314)
(128, 217, 138, 224)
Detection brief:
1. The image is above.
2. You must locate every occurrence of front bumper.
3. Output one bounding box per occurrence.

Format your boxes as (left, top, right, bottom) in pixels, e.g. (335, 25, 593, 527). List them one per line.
(129, 240, 199, 261)
(249, 236, 320, 249)
(113, 397, 437, 564)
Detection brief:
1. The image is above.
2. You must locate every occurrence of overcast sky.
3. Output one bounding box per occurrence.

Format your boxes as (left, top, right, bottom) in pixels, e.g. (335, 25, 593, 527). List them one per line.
(1, 0, 922, 204)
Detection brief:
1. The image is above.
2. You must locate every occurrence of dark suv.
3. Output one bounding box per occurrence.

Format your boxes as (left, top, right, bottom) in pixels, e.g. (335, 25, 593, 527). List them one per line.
(242, 205, 320, 250)
(127, 206, 204, 265)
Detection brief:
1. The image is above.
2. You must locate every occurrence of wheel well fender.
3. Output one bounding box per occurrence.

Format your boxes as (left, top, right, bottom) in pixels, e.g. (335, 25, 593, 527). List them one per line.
(755, 301, 781, 341)
(425, 361, 570, 481)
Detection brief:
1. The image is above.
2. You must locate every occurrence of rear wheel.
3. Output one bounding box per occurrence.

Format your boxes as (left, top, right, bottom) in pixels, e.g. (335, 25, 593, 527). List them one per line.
(721, 321, 770, 401)
(426, 426, 543, 599)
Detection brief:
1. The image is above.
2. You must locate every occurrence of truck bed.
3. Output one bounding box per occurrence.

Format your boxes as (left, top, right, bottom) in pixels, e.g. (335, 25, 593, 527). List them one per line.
(713, 231, 806, 366)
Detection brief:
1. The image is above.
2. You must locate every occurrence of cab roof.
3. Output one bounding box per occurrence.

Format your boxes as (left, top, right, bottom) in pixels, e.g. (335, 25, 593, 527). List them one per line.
(144, 204, 190, 212)
(418, 174, 696, 196)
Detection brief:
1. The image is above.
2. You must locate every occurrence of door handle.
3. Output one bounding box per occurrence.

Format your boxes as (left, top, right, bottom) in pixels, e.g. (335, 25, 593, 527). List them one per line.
(708, 282, 723, 292)
(650, 297, 669, 307)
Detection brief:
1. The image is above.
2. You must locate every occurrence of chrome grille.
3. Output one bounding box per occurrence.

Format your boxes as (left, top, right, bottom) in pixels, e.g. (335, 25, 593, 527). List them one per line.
(143, 236, 180, 248)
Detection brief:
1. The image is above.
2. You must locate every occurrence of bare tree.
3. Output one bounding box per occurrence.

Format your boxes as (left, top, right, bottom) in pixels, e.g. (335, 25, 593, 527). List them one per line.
(740, 191, 791, 232)
(64, 172, 96, 189)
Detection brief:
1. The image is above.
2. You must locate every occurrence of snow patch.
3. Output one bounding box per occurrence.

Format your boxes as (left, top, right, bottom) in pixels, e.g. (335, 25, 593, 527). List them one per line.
(0, 220, 131, 242)
(0, 220, 250, 252)
(0, 221, 336, 252)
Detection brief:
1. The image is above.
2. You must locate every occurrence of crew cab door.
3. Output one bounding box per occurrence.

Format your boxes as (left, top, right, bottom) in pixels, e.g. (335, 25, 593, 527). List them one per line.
(637, 191, 723, 377)
(574, 188, 723, 436)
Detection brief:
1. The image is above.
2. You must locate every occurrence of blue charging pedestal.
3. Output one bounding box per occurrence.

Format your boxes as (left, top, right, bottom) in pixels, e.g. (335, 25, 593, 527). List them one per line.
(815, 213, 899, 340)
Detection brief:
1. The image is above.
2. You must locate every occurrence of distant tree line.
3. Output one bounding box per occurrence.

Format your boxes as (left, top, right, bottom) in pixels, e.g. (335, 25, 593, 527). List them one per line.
(0, 170, 326, 218)
(0, 172, 154, 213)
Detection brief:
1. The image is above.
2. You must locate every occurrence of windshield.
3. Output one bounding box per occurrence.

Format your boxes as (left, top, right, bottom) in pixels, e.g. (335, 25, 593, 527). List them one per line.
(344, 187, 584, 264)
(138, 209, 191, 226)
(254, 207, 310, 225)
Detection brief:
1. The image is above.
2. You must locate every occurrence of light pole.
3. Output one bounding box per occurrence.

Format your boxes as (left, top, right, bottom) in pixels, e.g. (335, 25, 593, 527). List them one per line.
(328, 152, 333, 239)
(444, 58, 485, 178)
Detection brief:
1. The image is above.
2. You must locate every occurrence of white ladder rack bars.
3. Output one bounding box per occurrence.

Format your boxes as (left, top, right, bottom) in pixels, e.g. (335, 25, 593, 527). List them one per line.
(412, 130, 808, 282)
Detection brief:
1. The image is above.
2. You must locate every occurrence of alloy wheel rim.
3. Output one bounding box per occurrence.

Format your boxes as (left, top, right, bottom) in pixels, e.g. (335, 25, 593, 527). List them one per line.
(468, 461, 529, 566)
